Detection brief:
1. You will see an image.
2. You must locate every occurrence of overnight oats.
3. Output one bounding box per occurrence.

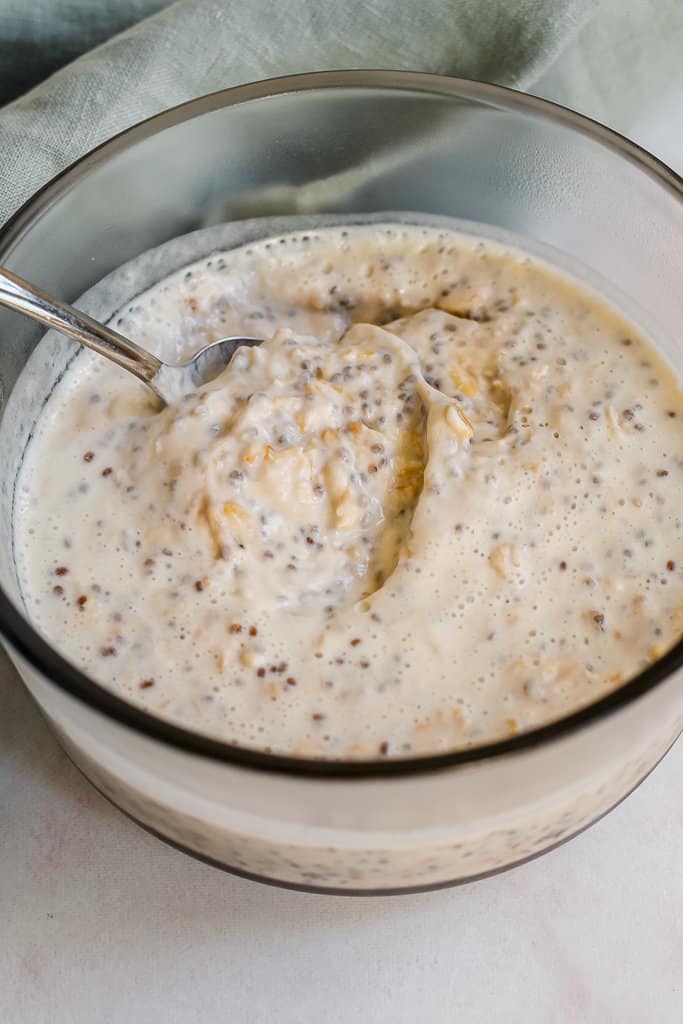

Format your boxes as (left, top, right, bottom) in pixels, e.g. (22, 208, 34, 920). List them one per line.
(15, 223, 683, 762)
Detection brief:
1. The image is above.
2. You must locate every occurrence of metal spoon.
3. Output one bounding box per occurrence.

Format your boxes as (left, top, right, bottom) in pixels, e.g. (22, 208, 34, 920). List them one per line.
(0, 266, 263, 406)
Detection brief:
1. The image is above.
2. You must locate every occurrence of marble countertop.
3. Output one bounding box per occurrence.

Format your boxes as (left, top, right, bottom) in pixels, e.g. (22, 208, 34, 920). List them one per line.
(2, 112, 682, 1024)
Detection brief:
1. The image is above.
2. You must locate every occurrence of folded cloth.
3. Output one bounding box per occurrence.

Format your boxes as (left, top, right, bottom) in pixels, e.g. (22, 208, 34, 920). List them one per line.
(0, 0, 680, 228)
(0, 0, 171, 105)
(0, 0, 595, 226)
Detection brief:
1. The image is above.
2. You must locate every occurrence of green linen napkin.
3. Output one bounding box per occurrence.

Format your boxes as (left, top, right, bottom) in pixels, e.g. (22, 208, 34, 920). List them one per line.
(0, 0, 594, 225)
(0, 0, 680, 228)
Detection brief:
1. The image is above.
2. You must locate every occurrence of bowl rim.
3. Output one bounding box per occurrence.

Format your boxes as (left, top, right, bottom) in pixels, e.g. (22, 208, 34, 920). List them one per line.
(1, 69, 682, 779)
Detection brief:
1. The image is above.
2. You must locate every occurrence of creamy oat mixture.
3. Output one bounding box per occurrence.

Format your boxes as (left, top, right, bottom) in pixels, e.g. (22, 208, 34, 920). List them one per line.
(15, 225, 683, 757)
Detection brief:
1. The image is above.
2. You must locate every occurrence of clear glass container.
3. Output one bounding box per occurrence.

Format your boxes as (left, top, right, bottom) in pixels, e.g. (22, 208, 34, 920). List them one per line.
(1, 72, 681, 893)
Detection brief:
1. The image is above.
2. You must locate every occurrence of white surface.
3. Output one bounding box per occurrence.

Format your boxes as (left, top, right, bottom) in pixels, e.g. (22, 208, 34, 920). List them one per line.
(1, 645, 682, 1024)
(2, 115, 683, 1024)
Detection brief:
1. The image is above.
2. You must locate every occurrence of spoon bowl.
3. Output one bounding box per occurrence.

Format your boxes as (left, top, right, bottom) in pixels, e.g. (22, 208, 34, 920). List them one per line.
(0, 266, 263, 405)
(160, 334, 264, 404)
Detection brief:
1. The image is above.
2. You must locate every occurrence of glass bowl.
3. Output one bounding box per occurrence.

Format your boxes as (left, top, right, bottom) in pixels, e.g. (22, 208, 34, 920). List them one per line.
(1, 71, 682, 894)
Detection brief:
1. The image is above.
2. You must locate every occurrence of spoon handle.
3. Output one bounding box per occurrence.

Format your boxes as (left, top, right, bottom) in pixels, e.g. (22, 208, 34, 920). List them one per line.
(0, 266, 163, 386)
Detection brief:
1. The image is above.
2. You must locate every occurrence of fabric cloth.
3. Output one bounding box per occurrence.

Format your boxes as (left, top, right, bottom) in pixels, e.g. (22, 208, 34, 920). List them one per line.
(0, 0, 170, 105)
(0, 0, 680, 229)
(0, 0, 593, 226)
